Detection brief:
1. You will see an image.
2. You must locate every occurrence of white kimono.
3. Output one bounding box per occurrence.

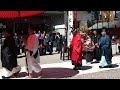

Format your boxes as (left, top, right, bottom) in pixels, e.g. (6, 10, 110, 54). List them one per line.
(25, 34, 41, 73)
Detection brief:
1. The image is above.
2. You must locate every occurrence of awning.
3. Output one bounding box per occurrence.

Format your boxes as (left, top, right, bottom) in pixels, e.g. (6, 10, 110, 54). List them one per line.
(89, 20, 120, 29)
(0, 11, 44, 19)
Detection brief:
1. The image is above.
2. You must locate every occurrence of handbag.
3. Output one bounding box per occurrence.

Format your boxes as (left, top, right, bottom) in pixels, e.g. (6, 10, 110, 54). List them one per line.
(100, 49, 108, 67)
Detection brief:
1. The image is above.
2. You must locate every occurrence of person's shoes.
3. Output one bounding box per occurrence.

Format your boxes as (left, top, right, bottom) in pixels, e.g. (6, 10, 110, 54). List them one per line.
(73, 66, 82, 70)
(2, 74, 16, 79)
(14, 71, 20, 77)
(99, 66, 104, 68)
(49, 52, 52, 55)
(2, 76, 10, 79)
(105, 65, 112, 68)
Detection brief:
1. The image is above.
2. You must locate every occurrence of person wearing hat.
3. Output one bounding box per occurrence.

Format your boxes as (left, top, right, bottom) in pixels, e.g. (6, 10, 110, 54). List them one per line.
(69, 28, 82, 70)
(99, 29, 112, 68)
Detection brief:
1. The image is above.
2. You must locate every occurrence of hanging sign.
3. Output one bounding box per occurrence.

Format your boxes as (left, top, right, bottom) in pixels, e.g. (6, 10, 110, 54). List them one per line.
(67, 11, 73, 47)
(74, 11, 77, 29)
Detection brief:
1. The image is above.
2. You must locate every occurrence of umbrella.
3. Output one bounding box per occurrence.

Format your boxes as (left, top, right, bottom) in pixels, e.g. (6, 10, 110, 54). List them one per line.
(0, 11, 44, 19)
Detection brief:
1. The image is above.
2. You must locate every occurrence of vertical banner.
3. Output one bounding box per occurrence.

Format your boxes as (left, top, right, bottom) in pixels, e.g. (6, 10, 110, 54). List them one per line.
(67, 11, 73, 47)
(74, 11, 77, 29)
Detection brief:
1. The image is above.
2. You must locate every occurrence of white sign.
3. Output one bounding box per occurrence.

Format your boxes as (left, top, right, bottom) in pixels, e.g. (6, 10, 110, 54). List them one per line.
(67, 11, 73, 47)
(55, 24, 66, 29)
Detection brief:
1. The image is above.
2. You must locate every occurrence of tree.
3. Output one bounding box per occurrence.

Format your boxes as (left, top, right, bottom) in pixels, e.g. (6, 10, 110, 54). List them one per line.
(87, 20, 96, 28)
(79, 23, 88, 33)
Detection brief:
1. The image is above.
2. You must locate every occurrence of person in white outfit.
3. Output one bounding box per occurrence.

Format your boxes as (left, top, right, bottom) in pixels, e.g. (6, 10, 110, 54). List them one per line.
(23, 25, 42, 78)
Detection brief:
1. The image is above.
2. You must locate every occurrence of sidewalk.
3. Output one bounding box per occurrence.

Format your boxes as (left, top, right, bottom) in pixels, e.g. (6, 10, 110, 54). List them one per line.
(0, 55, 120, 79)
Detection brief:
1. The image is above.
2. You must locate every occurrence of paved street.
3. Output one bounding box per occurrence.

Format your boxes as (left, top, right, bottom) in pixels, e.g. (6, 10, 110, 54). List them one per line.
(0, 45, 120, 79)
(0, 49, 120, 79)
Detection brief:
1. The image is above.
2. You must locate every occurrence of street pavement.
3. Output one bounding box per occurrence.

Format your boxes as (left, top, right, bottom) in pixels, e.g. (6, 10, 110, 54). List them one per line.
(0, 50, 120, 79)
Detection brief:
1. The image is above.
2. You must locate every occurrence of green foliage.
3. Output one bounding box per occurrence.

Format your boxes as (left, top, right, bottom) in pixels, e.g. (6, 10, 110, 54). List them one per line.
(87, 20, 96, 28)
(79, 23, 88, 33)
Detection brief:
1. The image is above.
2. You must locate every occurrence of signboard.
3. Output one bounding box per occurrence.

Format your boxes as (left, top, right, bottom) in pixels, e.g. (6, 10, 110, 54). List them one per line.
(67, 11, 73, 47)
(74, 11, 77, 29)
(101, 11, 114, 22)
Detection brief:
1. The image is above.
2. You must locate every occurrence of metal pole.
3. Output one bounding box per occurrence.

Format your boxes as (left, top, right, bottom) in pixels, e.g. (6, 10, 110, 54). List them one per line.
(66, 11, 69, 60)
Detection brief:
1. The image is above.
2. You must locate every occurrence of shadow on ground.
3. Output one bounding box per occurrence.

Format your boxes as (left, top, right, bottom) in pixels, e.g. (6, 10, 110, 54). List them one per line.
(80, 66, 92, 70)
(111, 64, 119, 68)
(16, 67, 79, 79)
(15, 66, 92, 79)
(41, 67, 79, 78)
(16, 72, 28, 78)
(14, 64, 117, 79)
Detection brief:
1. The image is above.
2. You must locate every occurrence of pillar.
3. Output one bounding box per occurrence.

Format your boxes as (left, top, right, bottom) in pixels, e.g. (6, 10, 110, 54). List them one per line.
(67, 11, 73, 47)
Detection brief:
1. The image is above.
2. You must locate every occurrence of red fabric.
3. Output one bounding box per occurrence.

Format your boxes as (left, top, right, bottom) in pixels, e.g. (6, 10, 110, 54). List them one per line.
(0, 11, 44, 18)
(70, 33, 82, 64)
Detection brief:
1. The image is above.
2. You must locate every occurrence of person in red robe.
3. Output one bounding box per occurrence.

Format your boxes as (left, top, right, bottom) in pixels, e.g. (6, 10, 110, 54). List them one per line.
(69, 28, 82, 70)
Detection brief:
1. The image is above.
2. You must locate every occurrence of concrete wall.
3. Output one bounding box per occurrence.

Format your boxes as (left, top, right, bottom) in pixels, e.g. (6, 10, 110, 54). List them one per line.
(77, 11, 91, 21)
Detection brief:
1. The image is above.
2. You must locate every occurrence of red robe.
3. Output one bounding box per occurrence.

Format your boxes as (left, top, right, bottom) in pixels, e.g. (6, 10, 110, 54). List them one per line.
(70, 33, 82, 65)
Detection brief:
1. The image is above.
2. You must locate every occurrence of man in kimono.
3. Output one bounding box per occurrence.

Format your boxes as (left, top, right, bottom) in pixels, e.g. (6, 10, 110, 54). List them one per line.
(1, 31, 21, 78)
(69, 28, 82, 70)
(23, 25, 42, 78)
(99, 29, 112, 68)
(91, 30, 101, 63)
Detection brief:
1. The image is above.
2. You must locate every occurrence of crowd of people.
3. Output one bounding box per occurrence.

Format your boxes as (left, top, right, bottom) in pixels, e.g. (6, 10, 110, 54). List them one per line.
(69, 28, 113, 70)
(1, 24, 68, 78)
(11, 30, 67, 56)
(0, 24, 116, 78)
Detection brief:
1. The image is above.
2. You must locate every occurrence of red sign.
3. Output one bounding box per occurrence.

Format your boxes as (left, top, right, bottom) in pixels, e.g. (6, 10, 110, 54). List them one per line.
(74, 11, 77, 29)
(74, 11, 77, 20)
